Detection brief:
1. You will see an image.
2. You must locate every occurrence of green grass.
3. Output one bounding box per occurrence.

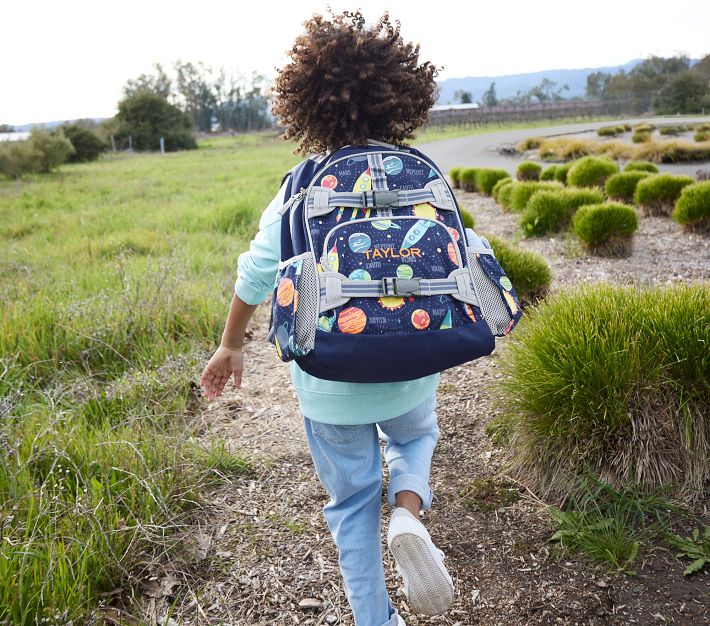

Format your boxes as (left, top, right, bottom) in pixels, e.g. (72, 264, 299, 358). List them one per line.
(520, 188, 604, 236)
(604, 171, 652, 203)
(571, 202, 638, 256)
(483, 234, 552, 301)
(508, 181, 564, 212)
(567, 156, 619, 188)
(673, 180, 710, 231)
(495, 283, 710, 502)
(0, 133, 293, 623)
(634, 173, 695, 216)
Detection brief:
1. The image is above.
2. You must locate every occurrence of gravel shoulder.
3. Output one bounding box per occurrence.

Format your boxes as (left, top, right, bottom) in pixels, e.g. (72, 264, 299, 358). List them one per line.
(136, 194, 709, 626)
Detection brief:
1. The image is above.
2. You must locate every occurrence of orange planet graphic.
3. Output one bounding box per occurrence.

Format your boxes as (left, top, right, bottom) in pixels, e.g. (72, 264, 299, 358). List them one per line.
(465, 304, 477, 322)
(447, 242, 458, 265)
(321, 174, 338, 189)
(293, 290, 299, 312)
(447, 226, 460, 241)
(338, 306, 367, 334)
(378, 296, 405, 311)
(277, 278, 295, 307)
(411, 309, 430, 330)
(413, 203, 438, 220)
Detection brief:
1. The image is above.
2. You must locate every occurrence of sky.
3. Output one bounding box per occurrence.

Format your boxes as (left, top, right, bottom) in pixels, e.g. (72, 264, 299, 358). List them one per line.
(2, 0, 709, 126)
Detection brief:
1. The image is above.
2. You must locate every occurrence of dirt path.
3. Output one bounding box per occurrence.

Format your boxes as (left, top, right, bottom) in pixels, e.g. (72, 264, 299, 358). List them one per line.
(139, 194, 709, 626)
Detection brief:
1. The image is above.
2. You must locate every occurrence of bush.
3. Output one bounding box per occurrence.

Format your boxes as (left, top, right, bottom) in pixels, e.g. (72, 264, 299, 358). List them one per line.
(572, 203, 638, 255)
(697, 123, 710, 132)
(28, 128, 75, 173)
(492, 176, 514, 201)
(540, 165, 558, 181)
(624, 161, 658, 174)
(615, 125, 629, 133)
(567, 156, 619, 188)
(555, 162, 572, 184)
(597, 126, 619, 137)
(0, 129, 74, 178)
(521, 188, 604, 236)
(459, 167, 479, 192)
(460, 209, 476, 229)
(695, 130, 710, 142)
(659, 126, 681, 136)
(633, 139, 710, 163)
(497, 180, 516, 209)
(494, 282, 710, 501)
(633, 123, 655, 132)
(509, 181, 564, 212)
(476, 168, 510, 195)
(517, 136, 543, 152)
(516, 161, 542, 181)
(449, 167, 462, 188)
(634, 174, 695, 216)
(672, 180, 710, 232)
(115, 92, 197, 152)
(62, 124, 107, 163)
(483, 234, 552, 301)
(604, 171, 652, 203)
(632, 129, 652, 143)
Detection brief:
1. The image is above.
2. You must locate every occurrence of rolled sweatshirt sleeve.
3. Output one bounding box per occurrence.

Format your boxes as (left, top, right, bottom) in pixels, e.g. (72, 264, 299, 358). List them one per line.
(234, 182, 287, 305)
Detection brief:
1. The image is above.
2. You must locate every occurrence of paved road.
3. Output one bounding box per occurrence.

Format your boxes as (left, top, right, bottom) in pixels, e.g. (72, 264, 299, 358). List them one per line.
(418, 116, 710, 177)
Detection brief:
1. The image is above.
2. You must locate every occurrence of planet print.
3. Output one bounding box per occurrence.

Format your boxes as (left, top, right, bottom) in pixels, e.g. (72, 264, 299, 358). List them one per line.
(320, 174, 338, 189)
(372, 220, 401, 231)
(318, 314, 335, 332)
(348, 268, 371, 281)
(447, 226, 460, 241)
(411, 309, 430, 330)
(346, 156, 368, 165)
(383, 156, 403, 175)
(396, 264, 414, 279)
(447, 242, 458, 265)
(275, 323, 289, 359)
(276, 277, 295, 307)
(499, 276, 513, 291)
(379, 296, 405, 310)
(465, 304, 477, 322)
(338, 306, 367, 334)
(348, 232, 372, 253)
(412, 203, 437, 221)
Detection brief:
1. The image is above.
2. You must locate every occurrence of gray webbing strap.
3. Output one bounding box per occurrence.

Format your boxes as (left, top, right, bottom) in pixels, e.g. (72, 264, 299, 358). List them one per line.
(306, 180, 456, 218)
(367, 153, 388, 191)
(318, 269, 480, 312)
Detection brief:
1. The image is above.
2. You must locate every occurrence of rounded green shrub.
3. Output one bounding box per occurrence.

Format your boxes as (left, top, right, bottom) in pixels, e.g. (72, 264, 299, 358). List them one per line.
(633, 123, 655, 132)
(597, 126, 619, 137)
(624, 161, 658, 174)
(459, 167, 479, 192)
(540, 165, 558, 181)
(604, 171, 652, 203)
(516, 161, 542, 181)
(554, 162, 572, 184)
(567, 156, 619, 188)
(495, 282, 710, 500)
(61, 124, 107, 163)
(497, 180, 516, 209)
(520, 188, 604, 236)
(672, 180, 710, 232)
(449, 167, 462, 189)
(492, 177, 514, 201)
(615, 125, 628, 133)
(476, 168, 511, 195)
(483, 234, 552, 301)
(510, 181, 564, 212)
(460, 208, 476, 229)
(695, 130, 710, 142)
(634, 174, 695, 216)
(571, 203, 638, 255)
(696, 123, 710, 132)
(659, 126, 681, 136)
(632, 129, 652, 143)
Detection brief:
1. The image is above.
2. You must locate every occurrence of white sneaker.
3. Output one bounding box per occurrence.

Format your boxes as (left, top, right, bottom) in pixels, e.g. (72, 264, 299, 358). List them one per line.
(387, 507, 454, 616)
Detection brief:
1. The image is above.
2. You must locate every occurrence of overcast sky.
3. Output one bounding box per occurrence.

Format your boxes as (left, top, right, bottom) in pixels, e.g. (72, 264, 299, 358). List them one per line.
(3, 0, 709, 125)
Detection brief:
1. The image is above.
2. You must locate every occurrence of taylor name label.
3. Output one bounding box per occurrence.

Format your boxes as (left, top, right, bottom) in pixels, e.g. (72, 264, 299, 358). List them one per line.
(363, 247, 422, 260)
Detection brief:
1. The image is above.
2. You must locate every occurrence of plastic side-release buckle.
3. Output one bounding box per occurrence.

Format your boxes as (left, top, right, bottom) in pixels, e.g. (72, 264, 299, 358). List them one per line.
(382, 277, 422, 296)
(365, 190, 399, 208)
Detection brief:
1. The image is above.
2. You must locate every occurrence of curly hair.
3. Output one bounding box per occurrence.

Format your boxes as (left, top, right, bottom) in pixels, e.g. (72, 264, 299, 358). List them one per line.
(271, 10, 440, 155)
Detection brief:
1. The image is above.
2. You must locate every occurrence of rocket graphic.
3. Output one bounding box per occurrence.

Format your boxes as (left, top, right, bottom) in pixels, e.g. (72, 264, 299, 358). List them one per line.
(353, 167, 372, 193)
(503, 290, 519, 315)
(439, 310, 452, 329)
(336, 207, 345, 223)
(327, 244, 339, 273)
(401, 220, 436, 249)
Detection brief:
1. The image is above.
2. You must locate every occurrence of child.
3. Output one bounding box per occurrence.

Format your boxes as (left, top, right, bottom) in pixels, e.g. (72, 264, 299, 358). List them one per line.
(200, 11, 454, 626)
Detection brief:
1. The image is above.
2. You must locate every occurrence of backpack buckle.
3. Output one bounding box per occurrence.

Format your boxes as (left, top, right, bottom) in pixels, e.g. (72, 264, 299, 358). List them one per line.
(366, 190, 398, 208)
(382, 277, 421, 296)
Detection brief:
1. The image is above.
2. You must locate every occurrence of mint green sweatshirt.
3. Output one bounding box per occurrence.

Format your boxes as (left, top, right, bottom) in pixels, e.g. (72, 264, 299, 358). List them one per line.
(234, 156, 440, 425)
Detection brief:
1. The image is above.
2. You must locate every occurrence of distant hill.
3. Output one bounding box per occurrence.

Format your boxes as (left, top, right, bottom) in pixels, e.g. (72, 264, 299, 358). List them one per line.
(436, 60, 644, 104)
(13, 118, 107, 132)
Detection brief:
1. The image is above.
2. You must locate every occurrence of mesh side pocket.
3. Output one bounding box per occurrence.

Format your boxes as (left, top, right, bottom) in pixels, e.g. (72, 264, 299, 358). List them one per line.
(268, 254, 318, 361)
(466, 248, 521, 337)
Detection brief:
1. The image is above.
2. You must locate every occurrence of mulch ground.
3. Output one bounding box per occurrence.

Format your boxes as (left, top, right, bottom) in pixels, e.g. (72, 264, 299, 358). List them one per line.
(134, 192, 709, 626)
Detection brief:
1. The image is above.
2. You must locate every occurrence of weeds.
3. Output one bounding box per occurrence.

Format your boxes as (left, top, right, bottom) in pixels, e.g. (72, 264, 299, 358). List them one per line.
(666, 527, 710, 575)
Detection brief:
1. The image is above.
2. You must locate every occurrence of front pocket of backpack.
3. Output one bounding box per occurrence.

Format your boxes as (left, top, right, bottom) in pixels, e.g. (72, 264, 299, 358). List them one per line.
(465, 246, 522, 336)
(268, 254, 318, 361)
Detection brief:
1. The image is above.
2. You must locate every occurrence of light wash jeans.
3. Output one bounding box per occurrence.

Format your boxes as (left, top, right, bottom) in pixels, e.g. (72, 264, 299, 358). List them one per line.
(302, 394, 440, 626)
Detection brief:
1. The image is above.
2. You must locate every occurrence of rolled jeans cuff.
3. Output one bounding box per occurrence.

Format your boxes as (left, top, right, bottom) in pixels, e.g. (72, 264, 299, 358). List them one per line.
(387, 472, 434, 511)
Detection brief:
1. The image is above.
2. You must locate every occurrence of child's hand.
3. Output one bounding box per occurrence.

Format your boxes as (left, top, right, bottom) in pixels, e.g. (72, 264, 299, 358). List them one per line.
(199, 345, 244, 402)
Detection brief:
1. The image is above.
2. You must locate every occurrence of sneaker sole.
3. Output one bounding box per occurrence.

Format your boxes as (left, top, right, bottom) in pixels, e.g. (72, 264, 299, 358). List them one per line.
(388, 524, 454, 615)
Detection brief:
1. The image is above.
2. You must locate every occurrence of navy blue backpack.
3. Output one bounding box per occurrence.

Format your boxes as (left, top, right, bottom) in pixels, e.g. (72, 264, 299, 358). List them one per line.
(266, 141, 522, 383)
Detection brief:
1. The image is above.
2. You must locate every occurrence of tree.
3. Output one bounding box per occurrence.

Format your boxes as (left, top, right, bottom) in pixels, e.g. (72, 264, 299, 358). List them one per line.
(0, 124, 14, 133)
(123, 63, 172, 99)
(61, 124, 107, 162)
(29, 129, 74, 173)
(115, 92, 197, 151)
(586, 71, 609, 98)
(482, 82, 498, 107)
(654, 72, 710, 114)
(453, 90, 473, 104)
(691, 54, 710, 80)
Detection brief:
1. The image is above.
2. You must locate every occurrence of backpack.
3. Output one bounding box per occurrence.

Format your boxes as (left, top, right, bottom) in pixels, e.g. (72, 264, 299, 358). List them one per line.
(266, 141, 522, 383)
